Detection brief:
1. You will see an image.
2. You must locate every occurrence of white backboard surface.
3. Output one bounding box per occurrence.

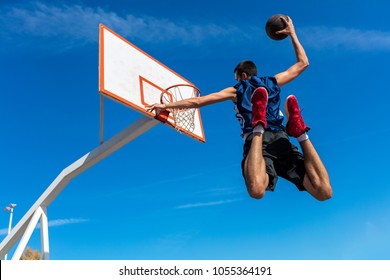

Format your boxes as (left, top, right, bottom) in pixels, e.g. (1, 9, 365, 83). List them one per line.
(99, 24, 205, 143)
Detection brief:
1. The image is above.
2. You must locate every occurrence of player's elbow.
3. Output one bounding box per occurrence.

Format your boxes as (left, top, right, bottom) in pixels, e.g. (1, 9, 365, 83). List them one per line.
(300, 60, 309, 70)
(294, 61, 309, 77)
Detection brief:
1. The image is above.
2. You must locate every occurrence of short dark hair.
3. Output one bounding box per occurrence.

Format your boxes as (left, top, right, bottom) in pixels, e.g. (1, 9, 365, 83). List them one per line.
(234, 60, 257, 77)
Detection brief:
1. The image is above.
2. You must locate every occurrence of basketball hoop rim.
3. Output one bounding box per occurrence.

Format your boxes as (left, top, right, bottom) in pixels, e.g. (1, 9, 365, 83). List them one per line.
(160, 83, 201, 104)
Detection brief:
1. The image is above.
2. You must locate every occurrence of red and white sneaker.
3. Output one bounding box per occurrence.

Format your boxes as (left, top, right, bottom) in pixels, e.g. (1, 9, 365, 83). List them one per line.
(285, 95, 310, 137)
(251, 87, 268, 129)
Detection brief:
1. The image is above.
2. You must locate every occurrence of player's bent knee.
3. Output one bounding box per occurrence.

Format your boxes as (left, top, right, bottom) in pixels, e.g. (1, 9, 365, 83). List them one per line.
(244, 174, 269, 200)
(315, 185, 333, 201)
(246, 182, 267, 199)
(249, 189, 266, 199)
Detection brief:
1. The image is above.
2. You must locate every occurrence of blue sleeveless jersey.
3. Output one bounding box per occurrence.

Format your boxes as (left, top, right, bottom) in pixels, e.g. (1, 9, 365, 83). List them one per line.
(233, 76, 284, 137)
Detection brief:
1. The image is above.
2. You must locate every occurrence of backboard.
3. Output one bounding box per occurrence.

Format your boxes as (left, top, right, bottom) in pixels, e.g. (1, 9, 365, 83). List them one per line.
(99, 24, 206, 143)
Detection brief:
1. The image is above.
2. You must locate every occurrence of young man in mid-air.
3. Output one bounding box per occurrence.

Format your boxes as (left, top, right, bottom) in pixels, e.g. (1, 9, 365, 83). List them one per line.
(146, 16, 332, 201)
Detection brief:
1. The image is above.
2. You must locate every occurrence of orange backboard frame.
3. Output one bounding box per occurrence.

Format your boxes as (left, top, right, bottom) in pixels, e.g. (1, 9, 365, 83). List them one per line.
(99, 24, 205, 143)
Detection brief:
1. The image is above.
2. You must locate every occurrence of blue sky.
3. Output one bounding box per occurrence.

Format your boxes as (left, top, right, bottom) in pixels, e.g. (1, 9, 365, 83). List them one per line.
(1, 0, 390, 260)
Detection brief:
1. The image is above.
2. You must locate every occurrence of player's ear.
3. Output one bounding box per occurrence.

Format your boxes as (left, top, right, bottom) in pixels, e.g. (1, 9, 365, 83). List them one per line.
(242, 72, 248, 80)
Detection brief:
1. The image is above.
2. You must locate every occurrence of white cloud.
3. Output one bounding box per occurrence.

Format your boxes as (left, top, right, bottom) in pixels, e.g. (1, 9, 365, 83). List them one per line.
(0, 218, 89, 236)
(42, 218, 89, 228)
(301, 26, 390, 51)
(176, 199, 240, 209)
(0, 2, 246, 51)
(1, 2, 389, 53)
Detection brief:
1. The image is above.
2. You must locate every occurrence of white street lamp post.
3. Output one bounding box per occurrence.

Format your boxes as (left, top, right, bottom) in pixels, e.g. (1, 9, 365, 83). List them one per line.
(4, 203, 17, 260)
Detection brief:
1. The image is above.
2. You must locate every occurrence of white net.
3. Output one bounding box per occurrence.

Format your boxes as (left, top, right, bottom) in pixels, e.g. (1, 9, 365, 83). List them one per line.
(160, 84, 200, 133)
(171, 108, 196, 133)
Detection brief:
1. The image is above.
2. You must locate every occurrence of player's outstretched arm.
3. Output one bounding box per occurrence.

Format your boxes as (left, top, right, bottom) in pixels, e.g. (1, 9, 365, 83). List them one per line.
(274, 16, 309, 87)
(145, 87, 236, 114)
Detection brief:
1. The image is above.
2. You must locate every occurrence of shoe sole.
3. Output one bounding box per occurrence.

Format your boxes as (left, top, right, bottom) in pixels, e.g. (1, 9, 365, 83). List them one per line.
(251, 87, 268, 103)
(284, 94, 296, 121)
(251, 87, 269, 128)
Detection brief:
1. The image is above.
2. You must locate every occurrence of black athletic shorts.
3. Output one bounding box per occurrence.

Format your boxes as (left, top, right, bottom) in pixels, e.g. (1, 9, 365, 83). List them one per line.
(241, 130, 306, 191)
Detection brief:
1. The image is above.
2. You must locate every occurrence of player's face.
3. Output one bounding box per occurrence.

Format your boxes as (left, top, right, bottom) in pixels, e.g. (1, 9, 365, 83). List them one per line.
(235, 72, 249, 82)
(235, 72, 241, 82)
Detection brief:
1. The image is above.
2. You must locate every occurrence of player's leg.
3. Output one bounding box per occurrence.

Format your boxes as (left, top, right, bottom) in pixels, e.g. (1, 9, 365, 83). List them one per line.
(243, 134, 269, 199)
(300, 139, 332, 201)
(285, 95, 332, 201)
(243, 87, 270, 199)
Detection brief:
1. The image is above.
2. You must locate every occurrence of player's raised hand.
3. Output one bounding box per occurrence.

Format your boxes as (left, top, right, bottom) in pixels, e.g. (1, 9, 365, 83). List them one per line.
(276, 16, 296, 37)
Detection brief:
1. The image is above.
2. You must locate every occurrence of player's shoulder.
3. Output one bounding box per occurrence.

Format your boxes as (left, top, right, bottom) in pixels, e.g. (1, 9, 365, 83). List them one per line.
(254, 76, 280, 91)
(255, 75, 277, 84)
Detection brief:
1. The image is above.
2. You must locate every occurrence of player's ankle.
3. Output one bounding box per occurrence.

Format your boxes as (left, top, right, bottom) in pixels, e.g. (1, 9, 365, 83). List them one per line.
(253, 124, 265, 135)
(297, 132, 309, 142)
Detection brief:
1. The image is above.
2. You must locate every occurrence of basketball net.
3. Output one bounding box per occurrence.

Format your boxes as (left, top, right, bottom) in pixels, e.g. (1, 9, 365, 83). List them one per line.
(160, 84, 200, 134)
(171, 107, 196, 133)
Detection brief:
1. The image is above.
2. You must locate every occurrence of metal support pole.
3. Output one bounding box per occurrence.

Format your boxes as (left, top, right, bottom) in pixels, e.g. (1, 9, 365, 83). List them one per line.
(4, 203, 16, 260)
(4, 208, 14, 260)
(12, 207, 44, 260)
(0, 116, 159, 260)
(40, 207, 49, 260)
(99, 95, 105, 144)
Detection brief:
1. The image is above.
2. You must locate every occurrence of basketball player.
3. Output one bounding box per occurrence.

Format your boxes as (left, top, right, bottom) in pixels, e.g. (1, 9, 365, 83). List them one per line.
(146, 16, 332, 201)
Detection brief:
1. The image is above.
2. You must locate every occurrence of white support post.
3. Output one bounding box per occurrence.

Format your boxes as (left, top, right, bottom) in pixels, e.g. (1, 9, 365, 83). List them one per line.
(0, 116, 159, 260)
(4, 208, 14, 260)
(40, 206, 50, 260)
(12, 207, 44, 260)
(99, 95, 105, 144)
